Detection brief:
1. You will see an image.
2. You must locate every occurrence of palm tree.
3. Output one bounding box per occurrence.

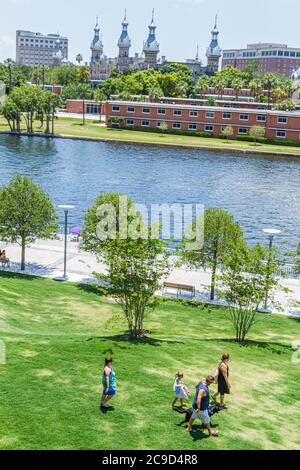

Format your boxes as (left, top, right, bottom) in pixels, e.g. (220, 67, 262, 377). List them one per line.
(76, 54, 83, 66)
(232, 78, 244, 101)
(249, 80, 262, 100)
(149, 87, 163, 102)
(76, 67, 90, 125)
(195, 76, 210, 99)
(260, 73, 279, 110)
(4, 58, 15, 93)
(94, 88, 105, 122)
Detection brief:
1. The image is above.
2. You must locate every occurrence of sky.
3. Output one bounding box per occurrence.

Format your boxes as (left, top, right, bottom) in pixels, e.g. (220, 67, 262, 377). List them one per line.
(0, 0, 299, 64)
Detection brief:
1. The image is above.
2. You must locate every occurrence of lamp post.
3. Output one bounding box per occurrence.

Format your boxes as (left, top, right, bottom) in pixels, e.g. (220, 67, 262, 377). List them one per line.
(54, 205, 75, 281)
(259, 228, 282, 313)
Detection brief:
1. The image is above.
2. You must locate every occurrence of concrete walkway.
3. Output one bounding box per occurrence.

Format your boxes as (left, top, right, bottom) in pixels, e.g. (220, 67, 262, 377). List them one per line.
(1, 238, 299, 317)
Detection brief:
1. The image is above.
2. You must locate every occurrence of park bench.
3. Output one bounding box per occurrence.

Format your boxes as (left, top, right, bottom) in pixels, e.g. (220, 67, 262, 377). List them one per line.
(162, 282, 196, 299)
(0, 257, 11, 269)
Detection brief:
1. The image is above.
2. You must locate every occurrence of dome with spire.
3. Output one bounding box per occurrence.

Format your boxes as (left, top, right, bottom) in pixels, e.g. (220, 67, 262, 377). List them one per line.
(91, 18, 103, 51)
(118, 10, 131, 48)
(143, 10, 160, 54)
(206, 15, 221, 58)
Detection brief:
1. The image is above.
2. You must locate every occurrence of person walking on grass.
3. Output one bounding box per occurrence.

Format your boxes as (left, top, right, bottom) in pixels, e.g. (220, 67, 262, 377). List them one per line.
(212, 353, 231, 409)
(172, 372, 190, 409)
(186, 375, 218, 437)
(100, 357, 117, 410)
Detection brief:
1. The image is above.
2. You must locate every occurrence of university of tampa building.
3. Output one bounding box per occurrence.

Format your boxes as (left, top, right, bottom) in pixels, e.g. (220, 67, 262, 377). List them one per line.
(104, 97, 300, 142)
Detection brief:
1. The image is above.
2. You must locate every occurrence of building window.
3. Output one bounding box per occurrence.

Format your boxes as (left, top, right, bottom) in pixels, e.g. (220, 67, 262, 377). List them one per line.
(126, 119, 135, 126)
(127, 106, 135, 113)
(142, 120, 150, 127)
(277, 116, 288, 124)
(205, 125, 214, 132)
(190, 111, 198, 117)
(257, 115, 266, 122)
(206, 112, 215, 118)
(112, 106, 120, 112)
(238, 127, 248, 135)
(222, 113, 232, 120)
(174, 109, 182, 116)
(156, 121, 162, 127)
(172, 122, 181, 129)
(240, 114, 249, 121)
(86, 104, 100, 114)
(157, 108, 166, 115)
(189, 124, 197, 131)
(276, 130, 286, 138)
(142, 108, 150, 114)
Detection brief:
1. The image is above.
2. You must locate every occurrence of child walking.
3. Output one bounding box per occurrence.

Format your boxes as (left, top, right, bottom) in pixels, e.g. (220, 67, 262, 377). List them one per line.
(172, 372, 190, 409)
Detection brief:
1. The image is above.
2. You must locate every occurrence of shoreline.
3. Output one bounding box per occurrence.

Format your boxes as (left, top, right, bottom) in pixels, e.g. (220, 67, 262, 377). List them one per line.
(1, 129, 300, 158)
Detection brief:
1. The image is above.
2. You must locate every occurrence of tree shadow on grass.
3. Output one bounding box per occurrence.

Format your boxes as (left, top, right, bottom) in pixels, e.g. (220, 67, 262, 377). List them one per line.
(198, 337, 290, 354)
(87, 334, 184, 348)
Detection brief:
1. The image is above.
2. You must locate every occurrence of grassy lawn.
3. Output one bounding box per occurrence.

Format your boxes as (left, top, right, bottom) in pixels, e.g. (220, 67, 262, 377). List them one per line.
(0, 272, 299, 450)
(1, 116, 300, 156)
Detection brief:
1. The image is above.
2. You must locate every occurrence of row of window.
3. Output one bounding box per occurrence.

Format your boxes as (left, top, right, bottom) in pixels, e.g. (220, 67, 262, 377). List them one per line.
(224, 50, 300, 58)
(20, 38, 68, 45)
(124, 119, 289, 138)
(112, 106, 289, 124)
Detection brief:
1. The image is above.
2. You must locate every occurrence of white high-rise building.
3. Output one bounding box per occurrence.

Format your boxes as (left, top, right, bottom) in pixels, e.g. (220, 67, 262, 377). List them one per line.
(16, 30, 68, 67)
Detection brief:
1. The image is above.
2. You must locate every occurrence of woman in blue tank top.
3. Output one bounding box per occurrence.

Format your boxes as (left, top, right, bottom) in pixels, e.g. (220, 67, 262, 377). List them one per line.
(100, 357, 117, 409)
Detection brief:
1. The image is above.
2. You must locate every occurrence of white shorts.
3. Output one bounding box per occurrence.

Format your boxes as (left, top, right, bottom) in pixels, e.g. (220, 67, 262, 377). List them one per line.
(191, 409, 210, 425)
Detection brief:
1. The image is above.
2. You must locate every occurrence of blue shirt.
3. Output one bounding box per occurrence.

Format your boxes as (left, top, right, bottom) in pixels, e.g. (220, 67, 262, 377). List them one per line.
(192, 382, 210, 411)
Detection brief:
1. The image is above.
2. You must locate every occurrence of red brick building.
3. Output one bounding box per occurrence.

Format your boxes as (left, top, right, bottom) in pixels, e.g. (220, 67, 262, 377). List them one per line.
(105, 99, 300, 141)
(66, 99, 102, 115)
(222, 43, 300, 77)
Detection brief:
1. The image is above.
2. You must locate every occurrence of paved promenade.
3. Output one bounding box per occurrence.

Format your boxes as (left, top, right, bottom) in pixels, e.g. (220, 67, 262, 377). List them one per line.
(1, 238, 299, 317)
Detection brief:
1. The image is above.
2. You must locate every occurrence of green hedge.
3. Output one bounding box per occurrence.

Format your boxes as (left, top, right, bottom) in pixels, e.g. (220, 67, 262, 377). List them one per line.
(235, 135, 300, 147)
(121, 125, 213, 138)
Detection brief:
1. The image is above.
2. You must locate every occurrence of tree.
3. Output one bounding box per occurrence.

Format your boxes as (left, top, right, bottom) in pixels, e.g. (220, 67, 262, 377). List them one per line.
(0, 98, 21, 133)
(294, 243, 300, 276)
(82, 193, 170, 339)
(76, 66, 91, 125)
(274, 99, 296, 111)
(260, 73, 280, 110)
(195, 75, 210, 98)
(76, 54, 83, 66)
(0, 175, 58, 271)
(205, 96, 216, 107)
(231, 77, 244, 101)
(221, 243, 284, 342)
(221, 126, 234, 140)
(149, 87, 163, 102)
(159, 121, 168, 136)
(42, 91, 61, 134)
(94, 88, 106, 122)
(249, 125, 265, 145)
(180, 208, 245, 301)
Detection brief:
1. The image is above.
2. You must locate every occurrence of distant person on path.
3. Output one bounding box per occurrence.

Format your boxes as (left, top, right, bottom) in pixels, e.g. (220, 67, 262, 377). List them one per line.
(212, 353, 231, 409)
(100, 357, 117, 409)
(172, 372, 190, 409)
(186, 375, 218, 437)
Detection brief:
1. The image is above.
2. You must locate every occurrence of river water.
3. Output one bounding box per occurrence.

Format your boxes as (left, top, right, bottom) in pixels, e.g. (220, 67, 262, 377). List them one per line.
(0, 135, 299, 250)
